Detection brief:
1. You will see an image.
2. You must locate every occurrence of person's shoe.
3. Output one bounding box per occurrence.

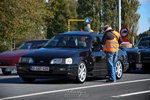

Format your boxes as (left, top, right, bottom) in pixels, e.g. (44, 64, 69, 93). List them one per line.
(106, 79, 116, 82)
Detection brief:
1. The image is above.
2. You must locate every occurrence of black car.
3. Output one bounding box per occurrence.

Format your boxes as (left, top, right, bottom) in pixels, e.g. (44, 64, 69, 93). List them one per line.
(17, 31, 129, 83)
(125, 36, 150, 72)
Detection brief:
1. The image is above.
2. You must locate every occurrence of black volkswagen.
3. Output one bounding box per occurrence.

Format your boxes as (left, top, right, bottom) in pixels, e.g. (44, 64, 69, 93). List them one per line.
(17, 31, 129, 83)
(125, 36, 150, 72)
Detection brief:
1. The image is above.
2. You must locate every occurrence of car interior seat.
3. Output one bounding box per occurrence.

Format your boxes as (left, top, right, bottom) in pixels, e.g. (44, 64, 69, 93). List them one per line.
(78, 41, 87, 47)
(66, 41, 76, 47)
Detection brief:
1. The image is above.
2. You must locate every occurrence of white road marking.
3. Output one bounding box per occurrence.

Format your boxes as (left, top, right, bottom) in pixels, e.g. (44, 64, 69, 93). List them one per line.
(112, 90, 150, 98)
(0, 78, 150, 100)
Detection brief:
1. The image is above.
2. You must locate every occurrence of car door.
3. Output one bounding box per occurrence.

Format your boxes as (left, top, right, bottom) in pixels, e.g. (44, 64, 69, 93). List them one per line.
(91, 36, 107, 76)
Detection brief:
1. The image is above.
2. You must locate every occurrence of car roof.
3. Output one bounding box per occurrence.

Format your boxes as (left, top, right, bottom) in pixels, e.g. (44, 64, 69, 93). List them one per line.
(59, 31, 103, 37)
(25, 39, 49, 42)
(141, 36, 150, 39)
(62, 31, 93, 35)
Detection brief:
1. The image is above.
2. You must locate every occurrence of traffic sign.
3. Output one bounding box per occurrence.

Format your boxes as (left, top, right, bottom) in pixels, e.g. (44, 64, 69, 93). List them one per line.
(84, 17, 90, 23)
(120, 27, 129, 37)
(122, 37, 130, 43)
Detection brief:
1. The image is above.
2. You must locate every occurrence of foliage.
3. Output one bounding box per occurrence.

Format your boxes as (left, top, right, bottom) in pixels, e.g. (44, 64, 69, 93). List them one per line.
(46, 0, 77, 38)
(76, 0, 101, 33)
(101, 0, 118, 32)
(0, 0, 142, 52)
(0, 0, 53, 51)
(121, 0, 140, 42)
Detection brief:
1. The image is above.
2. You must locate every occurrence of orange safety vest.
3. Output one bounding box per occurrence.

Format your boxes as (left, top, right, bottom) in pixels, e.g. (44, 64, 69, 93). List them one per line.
(103, 30, 120, 52)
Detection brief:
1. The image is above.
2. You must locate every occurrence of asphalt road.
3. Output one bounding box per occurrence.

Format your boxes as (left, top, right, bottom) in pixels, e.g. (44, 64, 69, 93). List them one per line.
(0, 69, 150, 100)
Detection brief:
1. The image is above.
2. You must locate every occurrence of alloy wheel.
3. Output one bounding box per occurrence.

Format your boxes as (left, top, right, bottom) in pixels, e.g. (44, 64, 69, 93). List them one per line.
(116, 60, 123, 79)
(76, 61, 87, 83)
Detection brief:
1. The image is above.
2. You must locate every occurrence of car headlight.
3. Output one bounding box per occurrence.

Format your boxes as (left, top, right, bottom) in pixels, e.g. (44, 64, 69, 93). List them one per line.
(65, 58, 72, 64)
(19, 57, 34, 63)
(50, 58, 72, 64)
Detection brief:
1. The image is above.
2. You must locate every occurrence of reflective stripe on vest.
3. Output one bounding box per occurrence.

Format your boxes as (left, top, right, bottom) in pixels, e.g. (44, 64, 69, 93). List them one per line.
(103, 31, 120, 52)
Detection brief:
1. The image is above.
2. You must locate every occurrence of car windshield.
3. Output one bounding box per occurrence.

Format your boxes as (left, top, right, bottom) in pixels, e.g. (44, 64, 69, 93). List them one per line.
(136, 38, 150, 47)
(44, 34, 91, 48)
(17, 41, 47, 50)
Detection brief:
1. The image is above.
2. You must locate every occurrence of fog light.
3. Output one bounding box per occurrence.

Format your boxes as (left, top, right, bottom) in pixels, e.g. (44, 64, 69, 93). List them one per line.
(59, 68, 66, 71)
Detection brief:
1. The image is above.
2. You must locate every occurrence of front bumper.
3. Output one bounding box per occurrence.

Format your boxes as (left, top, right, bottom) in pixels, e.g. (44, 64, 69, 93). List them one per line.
(0, 65, 16, 73)
(0, 66, 16, 68)
(128, 51, 150, 64)
(17, 64, 78, 79)
(128, 52, 150, 70)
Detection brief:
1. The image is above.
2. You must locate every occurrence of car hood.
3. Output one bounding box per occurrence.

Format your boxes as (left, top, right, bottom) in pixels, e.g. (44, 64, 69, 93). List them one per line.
(0, 50, 30, 58)
(22, 48, 89, 58)
(125, 46, 150, 53)
(124, 47, 139, 52)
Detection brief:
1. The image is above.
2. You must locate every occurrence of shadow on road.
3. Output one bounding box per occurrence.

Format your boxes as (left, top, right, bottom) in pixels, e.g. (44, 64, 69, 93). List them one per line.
(126, 69, 150, 74)
(0, 77, 22, 84)
(0, 74, 106, 84)
(0, 69, 149, 84)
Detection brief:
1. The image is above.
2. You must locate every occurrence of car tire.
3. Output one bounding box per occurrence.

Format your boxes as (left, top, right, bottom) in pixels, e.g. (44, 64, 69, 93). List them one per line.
(116, 60, 123, 79)
(76, 61, 87, 83)
(21, 77, 36, 83)
(2, 68, 11, 75)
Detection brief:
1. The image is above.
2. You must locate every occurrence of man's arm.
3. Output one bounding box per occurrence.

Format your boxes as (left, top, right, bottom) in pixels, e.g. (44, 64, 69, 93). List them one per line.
(118, 37, 122, 45)
(101, 33, 107, 45)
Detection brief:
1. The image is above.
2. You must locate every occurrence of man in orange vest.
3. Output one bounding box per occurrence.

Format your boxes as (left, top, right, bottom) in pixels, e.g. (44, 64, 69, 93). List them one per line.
(102, 25, 122, 82)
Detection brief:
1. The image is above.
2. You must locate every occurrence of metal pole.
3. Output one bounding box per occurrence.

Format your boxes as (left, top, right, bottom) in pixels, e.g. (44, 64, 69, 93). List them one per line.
(118, 0, 121, 32)
(132, 36, 134, 46)
(68, 20, 70, 32)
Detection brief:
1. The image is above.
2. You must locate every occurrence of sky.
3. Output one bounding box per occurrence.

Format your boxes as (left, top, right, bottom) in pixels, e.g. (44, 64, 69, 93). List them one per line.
(138, 0, 150, 34)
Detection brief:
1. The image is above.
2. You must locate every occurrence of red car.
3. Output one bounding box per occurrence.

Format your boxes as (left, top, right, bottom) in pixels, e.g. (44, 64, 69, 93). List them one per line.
(0, 39, 48, 75)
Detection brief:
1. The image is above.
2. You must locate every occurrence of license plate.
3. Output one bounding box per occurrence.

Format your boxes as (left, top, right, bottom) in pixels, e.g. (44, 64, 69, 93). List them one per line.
(136, 64, 142, 69)
(30, 66, 49, 71)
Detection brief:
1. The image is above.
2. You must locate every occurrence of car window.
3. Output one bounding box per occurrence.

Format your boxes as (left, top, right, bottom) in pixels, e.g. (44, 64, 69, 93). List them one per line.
(17, 41, 47, 50)
(136, 38, 150, 47)
(44, 35, 91, 48)
(92, 36, 102, 50)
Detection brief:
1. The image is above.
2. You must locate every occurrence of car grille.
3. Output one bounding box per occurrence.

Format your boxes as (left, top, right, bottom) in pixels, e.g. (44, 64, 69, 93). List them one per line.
(33, 57, 51, 64)
(128, 52, 150, 63)
(127, 52, 136, 60)
(141, 53, 150, 62)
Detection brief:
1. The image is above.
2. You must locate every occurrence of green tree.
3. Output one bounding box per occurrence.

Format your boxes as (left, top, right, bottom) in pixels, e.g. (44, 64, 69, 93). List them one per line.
(99, 0, 140, 42)
(0, 0, 53, 51)
(101, 0, 118, 31)
(121, 0, 140, 41)
(0, 0, 142, 52)
(76, 0, 101, 33)
(46, 0, 77, 38)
